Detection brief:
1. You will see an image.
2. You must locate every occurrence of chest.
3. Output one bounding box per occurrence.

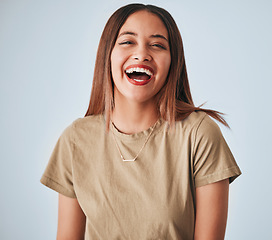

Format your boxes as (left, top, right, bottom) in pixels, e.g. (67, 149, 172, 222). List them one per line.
(72, 133, 195, 239)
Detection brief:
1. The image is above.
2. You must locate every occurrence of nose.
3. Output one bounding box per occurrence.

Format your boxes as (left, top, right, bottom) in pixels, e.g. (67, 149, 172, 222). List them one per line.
(132, 45, 152, 62)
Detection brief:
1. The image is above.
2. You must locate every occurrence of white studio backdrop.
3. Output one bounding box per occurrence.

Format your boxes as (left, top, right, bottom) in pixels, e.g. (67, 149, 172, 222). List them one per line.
(0, 0, 271, 239)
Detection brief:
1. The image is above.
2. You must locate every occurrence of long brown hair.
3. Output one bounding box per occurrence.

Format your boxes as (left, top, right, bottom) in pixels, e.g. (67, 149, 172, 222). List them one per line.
(84, 3, 229, 128)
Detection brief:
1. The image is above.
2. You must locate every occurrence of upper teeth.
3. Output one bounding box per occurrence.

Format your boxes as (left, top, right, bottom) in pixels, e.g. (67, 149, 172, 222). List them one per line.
(125, 67, 153, 76)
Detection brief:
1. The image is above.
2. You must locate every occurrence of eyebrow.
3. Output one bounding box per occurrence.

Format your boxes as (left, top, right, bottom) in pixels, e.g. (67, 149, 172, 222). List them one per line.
(150, 34, 168, 41)
(118, 31, 168, 41)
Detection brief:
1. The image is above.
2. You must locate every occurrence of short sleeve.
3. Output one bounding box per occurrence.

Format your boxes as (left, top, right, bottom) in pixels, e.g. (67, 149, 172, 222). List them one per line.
(40, 123, 76, 198)
(193, 115, 241, 188)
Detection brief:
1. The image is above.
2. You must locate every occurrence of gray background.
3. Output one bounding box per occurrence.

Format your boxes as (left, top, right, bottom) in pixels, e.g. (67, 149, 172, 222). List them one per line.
(1, 0, 271, 239)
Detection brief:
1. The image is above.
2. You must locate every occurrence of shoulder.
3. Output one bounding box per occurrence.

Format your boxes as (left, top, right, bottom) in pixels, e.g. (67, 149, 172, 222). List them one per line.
(60, 114, 105, 141)
(174, 111, 224, 144)
(176, 111, 219, 133)
(72, 114, 104, 130)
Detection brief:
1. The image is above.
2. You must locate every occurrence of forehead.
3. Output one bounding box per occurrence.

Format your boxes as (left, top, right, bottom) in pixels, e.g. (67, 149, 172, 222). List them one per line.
(119, 10, 168, 38)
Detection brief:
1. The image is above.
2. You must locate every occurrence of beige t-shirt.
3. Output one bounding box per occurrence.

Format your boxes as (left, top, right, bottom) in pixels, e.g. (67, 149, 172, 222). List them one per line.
(41, 111, 241, 240)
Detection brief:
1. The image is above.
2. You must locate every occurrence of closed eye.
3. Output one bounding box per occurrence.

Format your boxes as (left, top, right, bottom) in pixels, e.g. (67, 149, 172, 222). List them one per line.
(118, 41, 133, 45)
(151, 44, 167, 50)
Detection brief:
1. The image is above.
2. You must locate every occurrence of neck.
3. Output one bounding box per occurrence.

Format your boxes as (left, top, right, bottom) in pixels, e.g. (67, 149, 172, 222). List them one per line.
(111, 100, 159, 134)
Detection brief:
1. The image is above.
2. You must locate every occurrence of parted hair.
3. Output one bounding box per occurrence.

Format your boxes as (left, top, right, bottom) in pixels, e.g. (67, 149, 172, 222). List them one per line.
(84, 3, 228, 128)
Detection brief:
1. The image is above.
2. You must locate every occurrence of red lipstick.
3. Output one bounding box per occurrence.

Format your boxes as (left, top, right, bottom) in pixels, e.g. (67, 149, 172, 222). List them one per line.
(125, 64, 154, 86)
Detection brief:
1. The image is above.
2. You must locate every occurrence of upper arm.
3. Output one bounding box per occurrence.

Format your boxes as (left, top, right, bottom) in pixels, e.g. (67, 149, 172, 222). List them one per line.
(57, 194, 86, 240)
(194, 179, 229, 240)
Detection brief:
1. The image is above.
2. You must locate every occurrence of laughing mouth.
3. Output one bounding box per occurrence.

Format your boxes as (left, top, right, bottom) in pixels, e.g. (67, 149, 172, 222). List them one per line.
(125, 66, 154, 82)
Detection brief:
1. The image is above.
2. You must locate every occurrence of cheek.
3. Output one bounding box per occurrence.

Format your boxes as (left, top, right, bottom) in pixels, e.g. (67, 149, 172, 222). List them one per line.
(166, 54, 171, 68)
(160, 55, 171, 77)
(110, 51, 121, 81)
(110, 50, 117, 70)
(111, 48, 125, 67)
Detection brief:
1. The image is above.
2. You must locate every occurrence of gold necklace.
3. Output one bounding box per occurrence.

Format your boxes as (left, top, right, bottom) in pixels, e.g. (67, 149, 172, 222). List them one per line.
(111, 121, 158, 162)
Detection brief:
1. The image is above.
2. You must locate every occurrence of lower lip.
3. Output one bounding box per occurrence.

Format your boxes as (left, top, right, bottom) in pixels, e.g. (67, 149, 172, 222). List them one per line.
(125, 74, 154, 86)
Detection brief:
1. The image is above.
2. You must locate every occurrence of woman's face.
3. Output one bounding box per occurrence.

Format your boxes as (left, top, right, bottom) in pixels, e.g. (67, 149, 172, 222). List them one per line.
(110, 10, 171, 105)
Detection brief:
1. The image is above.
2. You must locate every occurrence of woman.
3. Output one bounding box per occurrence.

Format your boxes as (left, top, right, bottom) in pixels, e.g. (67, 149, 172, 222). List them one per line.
(41, 3, 241, 240)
